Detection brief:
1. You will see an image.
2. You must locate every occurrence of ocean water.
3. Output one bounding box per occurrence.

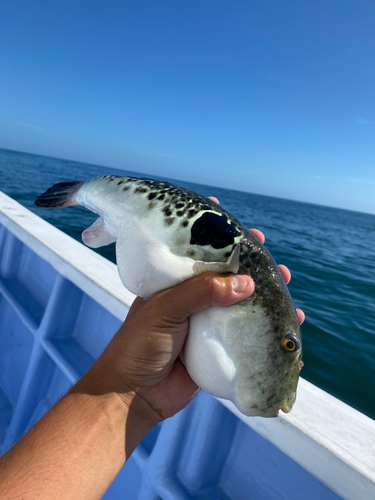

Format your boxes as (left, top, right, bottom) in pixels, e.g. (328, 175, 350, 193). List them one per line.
(1, 148, 375, 420)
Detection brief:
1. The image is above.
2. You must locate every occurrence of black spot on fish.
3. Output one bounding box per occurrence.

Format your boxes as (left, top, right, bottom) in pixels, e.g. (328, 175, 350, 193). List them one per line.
(123, 186, 129, 191)
(135, 187, 147, 194)
(148, 202, 156, 210)
(187, 249, 195, 257)
(164, 217, 175, 226)
(188, 209, 197, 218)
(176, 210, 184, 217)
(163, 206, 172, 217)
(176, 202, 184, 209)
(148, 192, 157, 200)
(118, 181, 123, 185)
(182, 220, 189, 227)
(190, 212, 240, 249)
(224, 251, 231, 257)
(250, 252, 258, 259)
(158, 194, 165, 201)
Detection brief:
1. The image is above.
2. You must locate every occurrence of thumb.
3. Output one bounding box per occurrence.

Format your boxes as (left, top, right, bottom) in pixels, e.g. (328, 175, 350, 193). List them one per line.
(149, 272, 254, 324)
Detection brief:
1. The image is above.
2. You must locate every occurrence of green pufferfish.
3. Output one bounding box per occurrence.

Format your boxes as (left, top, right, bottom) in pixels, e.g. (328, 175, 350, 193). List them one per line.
(35, 175, 303, 418)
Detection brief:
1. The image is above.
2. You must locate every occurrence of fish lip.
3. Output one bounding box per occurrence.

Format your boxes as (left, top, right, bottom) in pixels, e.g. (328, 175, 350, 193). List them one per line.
(236, 396, 295, 417)
(280, 401, 292, 413)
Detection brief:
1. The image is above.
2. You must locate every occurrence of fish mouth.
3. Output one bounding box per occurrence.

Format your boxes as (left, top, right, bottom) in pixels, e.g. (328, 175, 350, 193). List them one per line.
(236, 394, 296, 418)
(280, 401, 293, 413)
(280, 392, 297, 414)
(266, 400, 293, 417)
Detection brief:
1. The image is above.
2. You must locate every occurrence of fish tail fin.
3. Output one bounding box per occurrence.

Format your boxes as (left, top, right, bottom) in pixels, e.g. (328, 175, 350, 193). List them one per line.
(34, 181, 85, 208)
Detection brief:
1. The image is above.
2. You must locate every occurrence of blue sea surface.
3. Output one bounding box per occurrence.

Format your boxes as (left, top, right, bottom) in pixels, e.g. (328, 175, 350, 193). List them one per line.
(1, 148, 375, 420)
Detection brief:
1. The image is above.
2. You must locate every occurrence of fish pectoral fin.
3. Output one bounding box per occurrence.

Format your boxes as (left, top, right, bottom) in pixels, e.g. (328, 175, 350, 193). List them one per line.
(82, 217, 117, 248)
(192, 244, 240, 275)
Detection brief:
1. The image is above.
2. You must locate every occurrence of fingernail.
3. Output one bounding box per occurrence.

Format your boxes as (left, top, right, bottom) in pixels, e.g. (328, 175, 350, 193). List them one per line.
(232, 275, 252, 293)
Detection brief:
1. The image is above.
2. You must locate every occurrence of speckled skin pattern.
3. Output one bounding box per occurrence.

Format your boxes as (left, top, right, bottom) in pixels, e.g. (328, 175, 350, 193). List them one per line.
(99, 174, 297, 311)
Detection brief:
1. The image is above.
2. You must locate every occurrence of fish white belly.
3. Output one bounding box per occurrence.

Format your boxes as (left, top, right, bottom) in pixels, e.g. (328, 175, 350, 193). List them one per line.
(116, 226, 197, 297)
(185, 302, 275, 415)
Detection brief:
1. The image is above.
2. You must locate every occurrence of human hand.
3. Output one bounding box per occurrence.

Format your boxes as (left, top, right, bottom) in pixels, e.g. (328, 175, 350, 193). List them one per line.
(96, 272, 254, 424)
(208, 196, 305, 325)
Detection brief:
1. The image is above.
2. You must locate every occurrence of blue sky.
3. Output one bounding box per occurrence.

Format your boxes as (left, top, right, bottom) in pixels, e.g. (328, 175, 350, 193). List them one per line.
(1, 1, 375, 214)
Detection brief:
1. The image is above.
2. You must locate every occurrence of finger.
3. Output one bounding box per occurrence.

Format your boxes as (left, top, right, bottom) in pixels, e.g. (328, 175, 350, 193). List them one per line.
(208, 196, 219, 204)
(150, 272, 254, 323)
(249, 228, 265, 244)
(278, 264, 291, 284)
(296, 309, 305, 325)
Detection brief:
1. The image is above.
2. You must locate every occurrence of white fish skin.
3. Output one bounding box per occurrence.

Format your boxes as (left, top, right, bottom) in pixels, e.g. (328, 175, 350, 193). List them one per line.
(35, 175, 303, 417)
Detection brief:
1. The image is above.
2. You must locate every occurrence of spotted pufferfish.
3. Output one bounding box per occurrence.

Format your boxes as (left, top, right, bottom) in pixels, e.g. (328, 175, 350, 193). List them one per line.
(35, 175, 303, 417)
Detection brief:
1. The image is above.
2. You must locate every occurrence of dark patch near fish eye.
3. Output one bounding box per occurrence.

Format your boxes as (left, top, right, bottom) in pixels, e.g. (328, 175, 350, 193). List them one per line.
(182, 220, 189, 228)
(164, 217, 175, 226)
(224, 251, 231, 257)
(190, 212, 240, 249)
(148, 192, 157, 200)
(187, 249, 195, 257)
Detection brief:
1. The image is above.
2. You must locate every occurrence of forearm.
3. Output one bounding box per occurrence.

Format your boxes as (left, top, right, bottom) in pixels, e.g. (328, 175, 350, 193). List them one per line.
(0, 364, 157, 500)
(0, 272, 257, 499)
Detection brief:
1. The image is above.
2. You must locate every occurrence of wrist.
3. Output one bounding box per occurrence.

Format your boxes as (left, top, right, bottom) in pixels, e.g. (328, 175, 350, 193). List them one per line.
(74, 358, 163, 432)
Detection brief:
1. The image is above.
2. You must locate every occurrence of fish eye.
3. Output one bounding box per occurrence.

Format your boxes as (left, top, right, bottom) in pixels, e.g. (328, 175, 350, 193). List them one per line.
(282, 334, 300, 353)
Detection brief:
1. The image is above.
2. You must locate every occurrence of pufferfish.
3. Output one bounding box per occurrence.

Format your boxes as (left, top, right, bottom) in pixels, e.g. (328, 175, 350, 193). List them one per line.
(35, 175, 303, 417)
